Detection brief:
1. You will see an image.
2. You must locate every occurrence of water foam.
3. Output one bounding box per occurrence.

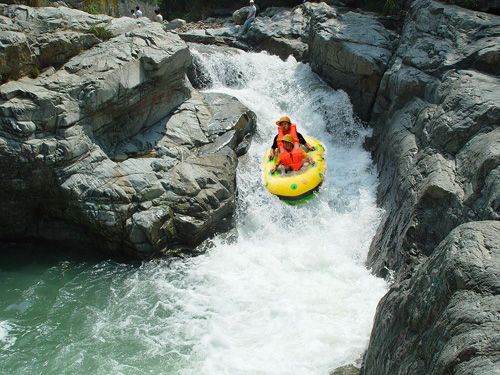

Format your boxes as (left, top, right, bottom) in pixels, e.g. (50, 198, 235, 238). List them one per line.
(146, 47, 389, 374)
(0, 320, 16, 350)
(0, 47, 387, 375)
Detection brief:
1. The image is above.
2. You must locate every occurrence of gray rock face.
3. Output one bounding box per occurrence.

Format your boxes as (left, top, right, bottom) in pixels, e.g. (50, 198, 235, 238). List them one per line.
(364, 221, 500, 375)
(307, 4, 395, 121)
(0, 25, 32, 80)
(236, 2, 395, 120)
(179, 28, 242, 49)
(364, 2, 500, 374)
(245, 6, 310, 61)
(0, 5, 256, 258)
(367, 0, 500, 280)
(232, 6, 252, 25)
(0, 5, 111, 80)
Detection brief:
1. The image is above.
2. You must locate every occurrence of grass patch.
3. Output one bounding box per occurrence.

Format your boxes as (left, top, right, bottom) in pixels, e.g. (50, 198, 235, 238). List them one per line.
(27, 0, 50, 6)
(84, 2, 101, 14)
(86, 25, 113, 40)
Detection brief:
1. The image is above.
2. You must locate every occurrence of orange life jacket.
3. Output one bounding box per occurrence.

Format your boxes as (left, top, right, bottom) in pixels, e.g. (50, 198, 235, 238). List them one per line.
(277, 124, 303, 171)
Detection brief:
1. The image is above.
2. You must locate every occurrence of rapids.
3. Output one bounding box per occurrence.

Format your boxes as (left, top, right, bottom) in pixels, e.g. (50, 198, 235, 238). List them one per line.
(0, 47, 387, 375)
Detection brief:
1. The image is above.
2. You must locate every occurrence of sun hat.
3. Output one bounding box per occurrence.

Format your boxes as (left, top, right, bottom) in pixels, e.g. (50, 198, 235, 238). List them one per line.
(276, 116, 291, 125)
(278, 134, 294, 144)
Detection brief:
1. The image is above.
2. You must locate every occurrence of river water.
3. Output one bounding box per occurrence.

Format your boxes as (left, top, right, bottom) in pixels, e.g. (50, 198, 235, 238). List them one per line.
(0, 47, 387, 375)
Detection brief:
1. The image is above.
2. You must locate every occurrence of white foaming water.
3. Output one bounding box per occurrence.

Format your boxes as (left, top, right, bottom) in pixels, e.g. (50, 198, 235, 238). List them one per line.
(0, 321, 16, 350)
(123, 48, 388, 374)
(0, 47, 388, 375)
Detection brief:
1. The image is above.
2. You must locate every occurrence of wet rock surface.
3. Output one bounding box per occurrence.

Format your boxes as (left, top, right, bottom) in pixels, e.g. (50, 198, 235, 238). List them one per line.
(363, 1, 500, 374)
(178, 3, 395, 121)
(306, 3, 395, 120)
(364, 221, 500, 375)
(367, 0, 500, 281)
(0, 4, 256, 258)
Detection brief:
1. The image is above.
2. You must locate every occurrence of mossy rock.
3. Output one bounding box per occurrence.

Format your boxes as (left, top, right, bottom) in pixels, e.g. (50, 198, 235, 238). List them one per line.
(330, 364, 360, 375)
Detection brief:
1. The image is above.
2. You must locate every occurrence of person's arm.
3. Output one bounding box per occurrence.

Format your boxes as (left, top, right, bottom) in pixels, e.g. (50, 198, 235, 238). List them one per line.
(271, 135, 278, 149)
(297, 132, 306, 144)
(301, 150, 314, 165)
(269, 135, 278, 160)
(270, 156, 281, 173)
(297, 132, 315, 151)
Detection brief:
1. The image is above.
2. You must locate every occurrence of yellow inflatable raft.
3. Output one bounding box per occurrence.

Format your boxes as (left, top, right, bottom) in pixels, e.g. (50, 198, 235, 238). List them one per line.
(263, 137, 326, 205)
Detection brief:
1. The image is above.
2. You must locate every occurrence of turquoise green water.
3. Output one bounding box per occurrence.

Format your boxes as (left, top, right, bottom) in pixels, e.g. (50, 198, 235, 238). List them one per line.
(0, 244, 188, 374)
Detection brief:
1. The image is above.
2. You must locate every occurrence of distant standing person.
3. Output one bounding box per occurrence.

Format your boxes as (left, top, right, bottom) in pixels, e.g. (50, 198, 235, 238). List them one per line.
(154, 9, 163, 22)
(238, 0, 256, 36)
(135, 5, 143, 17)
(131, 9, 137, 18)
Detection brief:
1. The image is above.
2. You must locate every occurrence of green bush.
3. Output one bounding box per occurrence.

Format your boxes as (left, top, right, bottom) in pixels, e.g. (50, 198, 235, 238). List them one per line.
(84, 2, 101, 14)
(29, 66, 40, 79)
(383, 0, 400, 14)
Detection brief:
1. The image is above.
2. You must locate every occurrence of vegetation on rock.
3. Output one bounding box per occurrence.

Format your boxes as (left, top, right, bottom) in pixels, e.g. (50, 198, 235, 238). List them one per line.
(29, 66, 40, 78)
(86, 24, 112, 40)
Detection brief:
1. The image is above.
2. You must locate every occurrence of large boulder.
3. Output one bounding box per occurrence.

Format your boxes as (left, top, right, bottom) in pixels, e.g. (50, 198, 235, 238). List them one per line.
(164, 18, 187, 31)
(0, 5, 257, 258)
(306, 3, 395, 121)
(232, 5, 254, 25)
(0, 28, 32, 81)
(232, 2, 395, 120)
(367, 0, 500, 280)
(0, 5, 111, 80)
(245, 6, 310, 61)
(364, 221, 500, 375)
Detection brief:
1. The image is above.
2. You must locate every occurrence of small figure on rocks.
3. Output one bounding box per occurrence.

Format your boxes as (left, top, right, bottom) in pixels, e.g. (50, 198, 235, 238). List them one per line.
(270, 134, 315, 174)
(154, 9, 164, 22)
(237, 0, 256, 36)
(131, 9, 137, 18)
(269, 116, 315, 161)
(135, 5, 143, 18)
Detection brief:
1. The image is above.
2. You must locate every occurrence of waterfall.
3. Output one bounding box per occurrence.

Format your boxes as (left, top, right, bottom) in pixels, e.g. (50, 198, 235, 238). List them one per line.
(0, 47, 387, 375)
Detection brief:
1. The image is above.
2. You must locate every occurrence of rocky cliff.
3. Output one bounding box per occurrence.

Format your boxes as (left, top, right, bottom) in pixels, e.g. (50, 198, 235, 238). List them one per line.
(0, 5, 256, 258)
(362, 1, 499, 373)
(241, 2, 498, 372)
(366, 0, 499, 280)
